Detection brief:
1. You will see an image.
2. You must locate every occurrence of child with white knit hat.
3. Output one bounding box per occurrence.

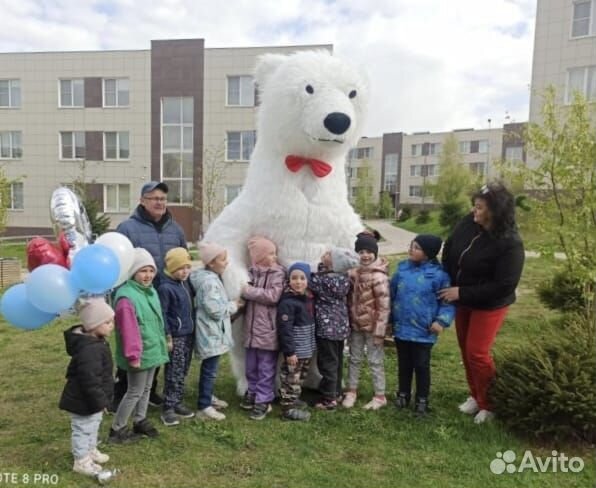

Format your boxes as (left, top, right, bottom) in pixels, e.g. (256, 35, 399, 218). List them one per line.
(59, 297, 115, 477)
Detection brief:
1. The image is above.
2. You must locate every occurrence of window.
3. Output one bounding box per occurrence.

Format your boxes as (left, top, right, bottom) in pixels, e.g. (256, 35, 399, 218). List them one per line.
(225, 185, 242, 204)
(426, 164, 438, 177)
(348, 147, 373, 159)
(410, 165, 422, 177)
(469, 162, 486, 176)
(0, 131, 22, 159)
(383, 153, 398, 192)
(60, 131, 85, 159)
(8, 182, 24, 210)
(478, 140, 489, 153)
(161, 97, 193, 205)
(566, 65, 596, 102)
(572, 0, 595, 37)
(411, 144, 421, 156)
(103, 78, 129, 107)
(59, 79, 84, 107)
(104, 132, 130, 160)
(459, 141, 471, 153)
(104, 184, 130, 213)
(226, 130, 256, 161)
(0, 79, 21, 108)
(505, 146, 524, 162)
(350, 186, 359, 199)
(429, 143, 442, 155)
(227, 76, 255, 106)
(409, 185, 423, 197)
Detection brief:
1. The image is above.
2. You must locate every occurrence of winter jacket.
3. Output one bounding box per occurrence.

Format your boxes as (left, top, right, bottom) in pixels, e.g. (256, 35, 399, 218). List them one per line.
(158, 274, 195, 337)
(390, 259, 455, 344)
(241, 263, 285, 350)
(310, 264, 352, 341)
(348, 258, 390, 339)
(190, 268, 236, 360)
(442, 213, 525, 309)
(277, 290, 316, 359)
(113, 280, 169, 371)
(116, 205, 187, 286)
(59, 325, 114, 415)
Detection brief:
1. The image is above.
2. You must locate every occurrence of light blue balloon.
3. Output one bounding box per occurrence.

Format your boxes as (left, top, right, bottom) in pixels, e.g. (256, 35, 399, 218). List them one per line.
(71, 244, 120, 294)
(26, 264, 79, 314)
(1, 283, 56, 330)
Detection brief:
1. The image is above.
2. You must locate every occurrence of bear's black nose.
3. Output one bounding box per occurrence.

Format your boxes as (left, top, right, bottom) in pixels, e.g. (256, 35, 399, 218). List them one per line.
(323, 112, 351, 135)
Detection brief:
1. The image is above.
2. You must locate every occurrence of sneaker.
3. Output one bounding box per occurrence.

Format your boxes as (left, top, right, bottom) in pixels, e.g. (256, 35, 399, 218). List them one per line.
(291, 399, 308, 409)
(211, 395, 229, 410)
(133, 418, 159, 437)
(249, 403, 272, 420)
(161, 409, 181, 427)
(363, 396, 387, 410)
(73, 455, 102, 476)
(394, 392, 410, 409)
(414, 398, 429, 416)
(342, 392, 357, 409)
(107, 426, 142, 444)
(282, 408, 311, 421)
(240, 392, 256, 411)
(197, 406, 226, 421)
(148, 391, 163, 407)
(174, 404, 195, 418)
(89, 448, 109, 464)
(459, 396, 480, 415)
(314, 398, 337, 411)
(474, 409, 495, 424)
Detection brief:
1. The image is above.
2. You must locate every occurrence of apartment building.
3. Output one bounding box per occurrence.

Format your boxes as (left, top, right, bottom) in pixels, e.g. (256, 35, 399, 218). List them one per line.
(0, 40, 330, 240)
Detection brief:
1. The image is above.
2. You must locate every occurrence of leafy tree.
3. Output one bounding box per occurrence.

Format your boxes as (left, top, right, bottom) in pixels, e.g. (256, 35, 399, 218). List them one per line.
(378, 191, 394, 219)
(0, 166, 11, 234)
(71, 161, 110, 237)
(353, 160, 377, 219)
(202, 143, 230, 224)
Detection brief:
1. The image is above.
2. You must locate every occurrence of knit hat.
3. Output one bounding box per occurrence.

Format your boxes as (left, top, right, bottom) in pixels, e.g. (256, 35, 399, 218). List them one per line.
(165, 247, 192, 274)
(354, 231, 380, 258)
(198, 241, 226, 266)
(413, 234, 443, 260)
(78, 297, 115, 331)
(248, 236, 276, 266)
(330, 247, 359, 273)
(129, 247, 157, 278)
(288, 261, 311, 282)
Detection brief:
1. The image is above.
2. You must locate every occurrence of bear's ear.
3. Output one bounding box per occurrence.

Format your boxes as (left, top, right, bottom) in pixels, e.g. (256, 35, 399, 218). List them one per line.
(254, 53, 286, 87)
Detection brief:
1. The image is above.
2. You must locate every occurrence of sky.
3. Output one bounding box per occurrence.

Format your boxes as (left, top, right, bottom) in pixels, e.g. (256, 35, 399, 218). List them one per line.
(0, 0, 537, 137)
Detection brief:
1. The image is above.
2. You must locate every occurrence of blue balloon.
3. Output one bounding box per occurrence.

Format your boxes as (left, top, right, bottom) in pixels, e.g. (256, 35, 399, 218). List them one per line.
(70, 244, 120, 294)
(26, 264, 79, 314)
(1, 283, 56, 330)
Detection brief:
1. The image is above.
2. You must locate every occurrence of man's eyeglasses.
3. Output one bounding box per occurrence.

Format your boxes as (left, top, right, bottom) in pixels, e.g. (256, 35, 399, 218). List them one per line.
(143, 196, 167, 203)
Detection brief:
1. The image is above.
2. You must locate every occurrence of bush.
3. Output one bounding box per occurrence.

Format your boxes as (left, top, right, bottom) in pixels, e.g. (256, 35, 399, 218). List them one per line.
(492, 314, 596, 443)
(415, 209, 431, 225)
(439, 202, 467, 233)
(398, 206, 412, 221)
(537, 269, 587, 311)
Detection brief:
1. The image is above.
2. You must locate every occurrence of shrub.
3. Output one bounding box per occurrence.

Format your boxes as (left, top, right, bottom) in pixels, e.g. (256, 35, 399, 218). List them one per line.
(537, 269, 587, 311)
(398, 206, 412, 221)
(439, 201, 467, 233)
(492, 314, 596, 443)
(415, 209, 431, 225)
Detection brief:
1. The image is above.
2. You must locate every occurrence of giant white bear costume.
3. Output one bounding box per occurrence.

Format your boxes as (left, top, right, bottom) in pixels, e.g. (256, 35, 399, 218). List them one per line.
(203, 51, 368, 394)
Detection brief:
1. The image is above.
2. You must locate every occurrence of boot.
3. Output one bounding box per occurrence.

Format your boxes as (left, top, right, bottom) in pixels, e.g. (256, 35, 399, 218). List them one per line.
(414, 398, 429, 416)
(394, 392, 410, 409)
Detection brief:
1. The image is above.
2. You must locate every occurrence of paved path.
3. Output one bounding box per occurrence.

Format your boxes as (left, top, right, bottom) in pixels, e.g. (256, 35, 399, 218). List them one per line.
(364, 219, 416, 255)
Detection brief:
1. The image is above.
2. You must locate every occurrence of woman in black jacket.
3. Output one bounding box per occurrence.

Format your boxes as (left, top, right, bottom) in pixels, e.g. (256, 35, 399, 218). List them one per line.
(439, 182, 524, 424)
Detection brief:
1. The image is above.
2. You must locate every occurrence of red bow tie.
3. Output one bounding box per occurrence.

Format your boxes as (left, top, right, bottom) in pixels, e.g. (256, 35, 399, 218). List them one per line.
(285, 155, 333, 178)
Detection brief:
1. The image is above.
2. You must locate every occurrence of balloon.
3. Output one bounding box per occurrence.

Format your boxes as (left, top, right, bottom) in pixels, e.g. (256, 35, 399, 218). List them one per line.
(50, 187, 92, 261)
(70, 244, 120, 294)
(95, 232, 134, 287)
(26, 264, 79, 314)
(1, 284, 57, 330)
(26, 237, 68, 271)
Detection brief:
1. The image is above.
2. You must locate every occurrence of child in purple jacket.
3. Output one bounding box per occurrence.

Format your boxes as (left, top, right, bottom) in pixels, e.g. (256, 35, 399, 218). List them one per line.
(240, 236, 286, 420)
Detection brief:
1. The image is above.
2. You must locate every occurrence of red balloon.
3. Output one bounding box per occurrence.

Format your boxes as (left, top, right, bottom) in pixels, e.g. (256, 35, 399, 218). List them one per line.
(26, 237, 69, 271)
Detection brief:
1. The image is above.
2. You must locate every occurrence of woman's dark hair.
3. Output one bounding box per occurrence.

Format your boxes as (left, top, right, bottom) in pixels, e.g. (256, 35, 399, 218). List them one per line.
(471, 181, 516, 237)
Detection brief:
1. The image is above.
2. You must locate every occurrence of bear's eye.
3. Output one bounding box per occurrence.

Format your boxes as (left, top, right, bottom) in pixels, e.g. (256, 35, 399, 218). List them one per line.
(305, 85, 314, 94)
(349, 90, 357, 99)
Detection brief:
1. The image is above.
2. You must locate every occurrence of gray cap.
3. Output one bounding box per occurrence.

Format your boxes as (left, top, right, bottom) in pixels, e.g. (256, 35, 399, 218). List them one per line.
(141, 181, 168, 196)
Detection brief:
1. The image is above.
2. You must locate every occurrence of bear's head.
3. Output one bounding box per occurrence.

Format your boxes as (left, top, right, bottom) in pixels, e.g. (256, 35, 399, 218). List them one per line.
(253, 50, 369, 167)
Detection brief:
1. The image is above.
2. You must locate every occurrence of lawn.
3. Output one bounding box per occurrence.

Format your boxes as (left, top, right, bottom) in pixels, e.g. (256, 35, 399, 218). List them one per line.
(0, 256, 594, 488)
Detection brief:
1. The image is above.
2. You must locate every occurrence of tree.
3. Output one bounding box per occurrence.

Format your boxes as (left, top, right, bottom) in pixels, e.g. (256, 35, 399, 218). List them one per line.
(0, 166, 11, 234)
(202, 143, 231, 224)
(378, 191, 394, 219)
(426, 134, 476, 232)
(71, 161, 110, 237)
(353, 159, 377, 219)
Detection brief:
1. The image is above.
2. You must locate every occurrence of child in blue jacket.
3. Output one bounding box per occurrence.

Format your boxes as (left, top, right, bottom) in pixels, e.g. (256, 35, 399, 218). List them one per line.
(390, 234, 455, 415)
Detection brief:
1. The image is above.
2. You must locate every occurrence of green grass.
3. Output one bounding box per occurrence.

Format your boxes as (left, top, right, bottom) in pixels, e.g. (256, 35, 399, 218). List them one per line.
(0, 241, 27, 267)
(0, 256, 594, 488)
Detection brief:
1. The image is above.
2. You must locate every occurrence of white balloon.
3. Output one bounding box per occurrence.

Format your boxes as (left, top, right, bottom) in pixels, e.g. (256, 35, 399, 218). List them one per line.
(96, 232, 134, 287)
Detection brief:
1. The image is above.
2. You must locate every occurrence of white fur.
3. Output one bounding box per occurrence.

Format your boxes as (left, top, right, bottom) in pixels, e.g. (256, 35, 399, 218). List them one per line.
(203, 51, 368, 394)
